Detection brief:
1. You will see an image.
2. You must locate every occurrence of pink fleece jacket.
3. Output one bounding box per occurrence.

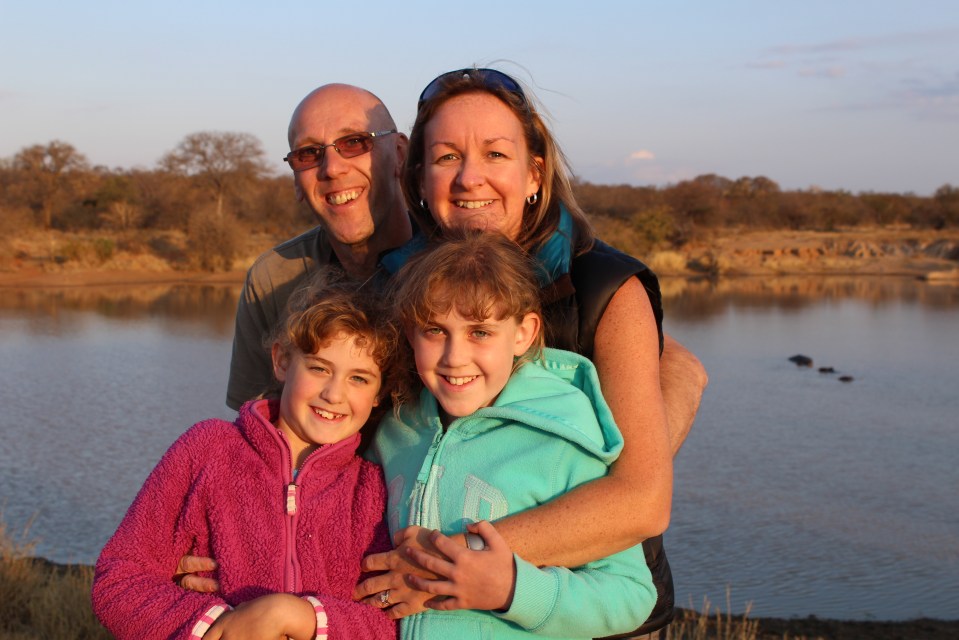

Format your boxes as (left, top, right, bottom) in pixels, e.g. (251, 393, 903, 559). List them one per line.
(92, 399, 396, 640)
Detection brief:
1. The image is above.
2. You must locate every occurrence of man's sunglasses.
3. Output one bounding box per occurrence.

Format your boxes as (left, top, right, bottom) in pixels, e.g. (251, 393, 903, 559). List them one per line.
(417, 68, 529, 112)
(283, 130, 397, 172)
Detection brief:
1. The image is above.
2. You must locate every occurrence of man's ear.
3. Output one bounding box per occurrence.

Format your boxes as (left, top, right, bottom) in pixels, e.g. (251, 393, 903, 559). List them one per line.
(271, 343, 290, 382)
(513, 312, 542, 356)
(293, 179, 305, 203)
(394, 133, 409, 179)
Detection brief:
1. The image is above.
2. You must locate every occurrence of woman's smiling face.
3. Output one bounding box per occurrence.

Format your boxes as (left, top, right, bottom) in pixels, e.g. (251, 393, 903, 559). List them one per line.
(420, 92, 542, 242)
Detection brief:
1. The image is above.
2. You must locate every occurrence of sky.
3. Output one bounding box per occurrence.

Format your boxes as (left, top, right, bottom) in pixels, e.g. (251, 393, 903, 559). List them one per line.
(2, 1, 957, 196)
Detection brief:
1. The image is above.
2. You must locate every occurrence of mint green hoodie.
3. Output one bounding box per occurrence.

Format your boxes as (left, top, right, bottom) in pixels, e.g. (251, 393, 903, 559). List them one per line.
(371, 348, 656, 639)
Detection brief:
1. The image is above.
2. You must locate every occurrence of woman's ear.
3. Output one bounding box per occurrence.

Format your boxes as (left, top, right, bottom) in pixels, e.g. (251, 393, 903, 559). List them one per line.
(513, 312, 542, 356)
(526, 155, 544, 197)
(271, 343, 290, 382)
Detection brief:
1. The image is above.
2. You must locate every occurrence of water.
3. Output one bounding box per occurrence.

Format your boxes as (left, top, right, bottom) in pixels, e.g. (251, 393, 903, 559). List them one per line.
(1, 277, 957, 621)
(0, 285, 238, 567)
(661, 277, 959, 621)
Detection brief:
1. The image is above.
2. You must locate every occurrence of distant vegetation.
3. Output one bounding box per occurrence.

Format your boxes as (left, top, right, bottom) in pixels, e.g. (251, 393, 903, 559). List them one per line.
(1, 136, 957, 271)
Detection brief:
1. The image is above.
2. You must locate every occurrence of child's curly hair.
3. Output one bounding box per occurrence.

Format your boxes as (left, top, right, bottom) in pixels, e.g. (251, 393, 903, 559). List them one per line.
(266, 267, 409, 410)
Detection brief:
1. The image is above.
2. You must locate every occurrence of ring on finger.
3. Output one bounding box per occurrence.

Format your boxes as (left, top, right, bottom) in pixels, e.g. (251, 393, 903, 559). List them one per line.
(379, 589, 391, 606)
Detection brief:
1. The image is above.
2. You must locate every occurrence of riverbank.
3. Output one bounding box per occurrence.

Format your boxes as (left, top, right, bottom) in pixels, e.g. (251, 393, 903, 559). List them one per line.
(645, 227, 959, 279)
(2, 228, 959, 288)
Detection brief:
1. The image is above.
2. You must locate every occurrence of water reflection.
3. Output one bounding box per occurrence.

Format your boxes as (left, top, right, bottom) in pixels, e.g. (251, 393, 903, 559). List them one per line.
(0, 283, 242, 336)
(4, 276, 957, 325)
(661, 275, 959, 319)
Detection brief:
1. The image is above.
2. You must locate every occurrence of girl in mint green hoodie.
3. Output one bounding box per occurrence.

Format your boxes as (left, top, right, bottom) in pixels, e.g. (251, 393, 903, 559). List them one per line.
(369, 232, 656, 639)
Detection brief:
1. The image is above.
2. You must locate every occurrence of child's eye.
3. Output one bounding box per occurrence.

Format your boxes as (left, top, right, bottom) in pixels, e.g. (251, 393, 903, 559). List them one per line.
(471, 329, 490, 339)
(310, 365, 330, 374)
(350, 375, 369, 384)
(423, 326, 444, 336)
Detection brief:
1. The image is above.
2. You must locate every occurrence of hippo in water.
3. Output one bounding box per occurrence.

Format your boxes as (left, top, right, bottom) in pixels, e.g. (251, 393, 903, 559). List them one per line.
(788, 354, 813, 367)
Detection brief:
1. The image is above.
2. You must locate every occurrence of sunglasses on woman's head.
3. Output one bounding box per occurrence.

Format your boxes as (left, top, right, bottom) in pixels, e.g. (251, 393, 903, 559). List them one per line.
(417, 68, 529, 113)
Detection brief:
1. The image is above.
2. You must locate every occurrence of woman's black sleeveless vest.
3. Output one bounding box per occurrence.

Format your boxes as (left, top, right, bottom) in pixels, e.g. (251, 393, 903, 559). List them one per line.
(541, 239, 674, 638)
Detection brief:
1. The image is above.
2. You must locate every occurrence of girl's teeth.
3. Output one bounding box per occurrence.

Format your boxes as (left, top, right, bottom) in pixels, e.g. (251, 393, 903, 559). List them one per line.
(313, 408, 342, 419)
(446, 375, 478, 386)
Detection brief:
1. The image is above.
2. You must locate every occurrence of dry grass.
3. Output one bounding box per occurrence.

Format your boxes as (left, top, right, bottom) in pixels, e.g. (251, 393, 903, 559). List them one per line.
(0, 514, 110, 640)
(668, 592, 767, 640)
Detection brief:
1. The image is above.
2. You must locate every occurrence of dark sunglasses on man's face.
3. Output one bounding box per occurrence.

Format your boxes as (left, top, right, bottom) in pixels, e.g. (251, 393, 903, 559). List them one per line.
(283, 130, 397, 172)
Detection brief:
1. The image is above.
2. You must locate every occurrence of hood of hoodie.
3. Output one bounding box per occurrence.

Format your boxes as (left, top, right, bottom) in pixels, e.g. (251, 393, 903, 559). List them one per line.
(417, 347, 622, 465)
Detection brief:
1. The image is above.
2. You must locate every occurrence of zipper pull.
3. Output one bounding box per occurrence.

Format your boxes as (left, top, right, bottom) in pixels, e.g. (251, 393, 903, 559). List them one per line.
(286, 483, 297, 515)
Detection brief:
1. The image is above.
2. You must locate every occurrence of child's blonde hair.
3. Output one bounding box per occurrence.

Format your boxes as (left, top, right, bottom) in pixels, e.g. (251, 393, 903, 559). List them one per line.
(267, 268, 405, 409)
(391, 230, 545, 364)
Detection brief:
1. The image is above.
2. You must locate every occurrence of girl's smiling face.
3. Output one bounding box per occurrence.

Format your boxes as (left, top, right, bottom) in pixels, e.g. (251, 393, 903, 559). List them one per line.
(273, 332, 382, 464)
(410, 306, 540, 424)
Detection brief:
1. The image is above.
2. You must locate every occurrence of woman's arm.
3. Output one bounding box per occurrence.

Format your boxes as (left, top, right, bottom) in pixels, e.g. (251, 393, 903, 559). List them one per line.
(488, 276, 673, 566)
(406, 520, 656, 638)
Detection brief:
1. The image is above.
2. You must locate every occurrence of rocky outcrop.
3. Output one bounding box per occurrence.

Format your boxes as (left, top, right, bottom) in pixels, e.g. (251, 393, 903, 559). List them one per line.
(648, 230, 959, 277)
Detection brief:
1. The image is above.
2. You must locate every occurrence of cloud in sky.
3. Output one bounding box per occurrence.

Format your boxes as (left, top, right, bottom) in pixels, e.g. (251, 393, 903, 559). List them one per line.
(746, 60, 786, 70)
(798, 66, 846, 79)
(748, 28, 959, 81)
(628, 150, 656, 161)
(763, 28, 959, 57)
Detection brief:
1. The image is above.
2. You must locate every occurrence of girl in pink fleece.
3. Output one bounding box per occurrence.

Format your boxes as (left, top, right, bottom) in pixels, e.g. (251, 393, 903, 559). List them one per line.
(93, 276, 400, 640)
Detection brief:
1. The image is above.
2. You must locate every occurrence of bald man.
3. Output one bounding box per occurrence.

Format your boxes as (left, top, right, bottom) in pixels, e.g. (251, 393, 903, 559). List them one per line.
(227, 85, 412, 409)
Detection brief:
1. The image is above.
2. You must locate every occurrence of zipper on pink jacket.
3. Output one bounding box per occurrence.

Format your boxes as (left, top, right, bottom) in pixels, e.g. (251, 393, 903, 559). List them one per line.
(284, 482, 302, 592)
(263, 412, 351, 594)
(266, 422, 303, 594)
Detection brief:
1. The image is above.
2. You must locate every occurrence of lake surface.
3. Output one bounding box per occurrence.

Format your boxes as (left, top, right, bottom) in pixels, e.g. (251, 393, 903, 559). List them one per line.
(1, 276, 957, 621)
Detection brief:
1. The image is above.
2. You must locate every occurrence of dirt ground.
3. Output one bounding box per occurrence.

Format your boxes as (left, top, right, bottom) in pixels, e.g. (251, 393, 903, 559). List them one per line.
(749, 614, 959, 640)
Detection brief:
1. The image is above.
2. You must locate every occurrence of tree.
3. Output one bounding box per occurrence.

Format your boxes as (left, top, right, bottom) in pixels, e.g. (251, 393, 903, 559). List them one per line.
(664, 175, 726, 232)
(934, 184, 959, 227)
(11, 141, 90, 228)
(726, 176, 782, 227)
(160, 131, 269, 219)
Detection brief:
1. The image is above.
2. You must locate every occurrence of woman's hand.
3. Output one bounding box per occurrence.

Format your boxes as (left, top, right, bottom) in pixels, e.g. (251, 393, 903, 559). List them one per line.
(405, 520, 516, 612)
(353, 525, 450, 619)
(174, 554, 219, 593)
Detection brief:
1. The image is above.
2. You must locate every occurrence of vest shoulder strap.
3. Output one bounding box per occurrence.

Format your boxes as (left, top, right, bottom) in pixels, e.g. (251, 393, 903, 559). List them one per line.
(570, 240, 664, 359)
